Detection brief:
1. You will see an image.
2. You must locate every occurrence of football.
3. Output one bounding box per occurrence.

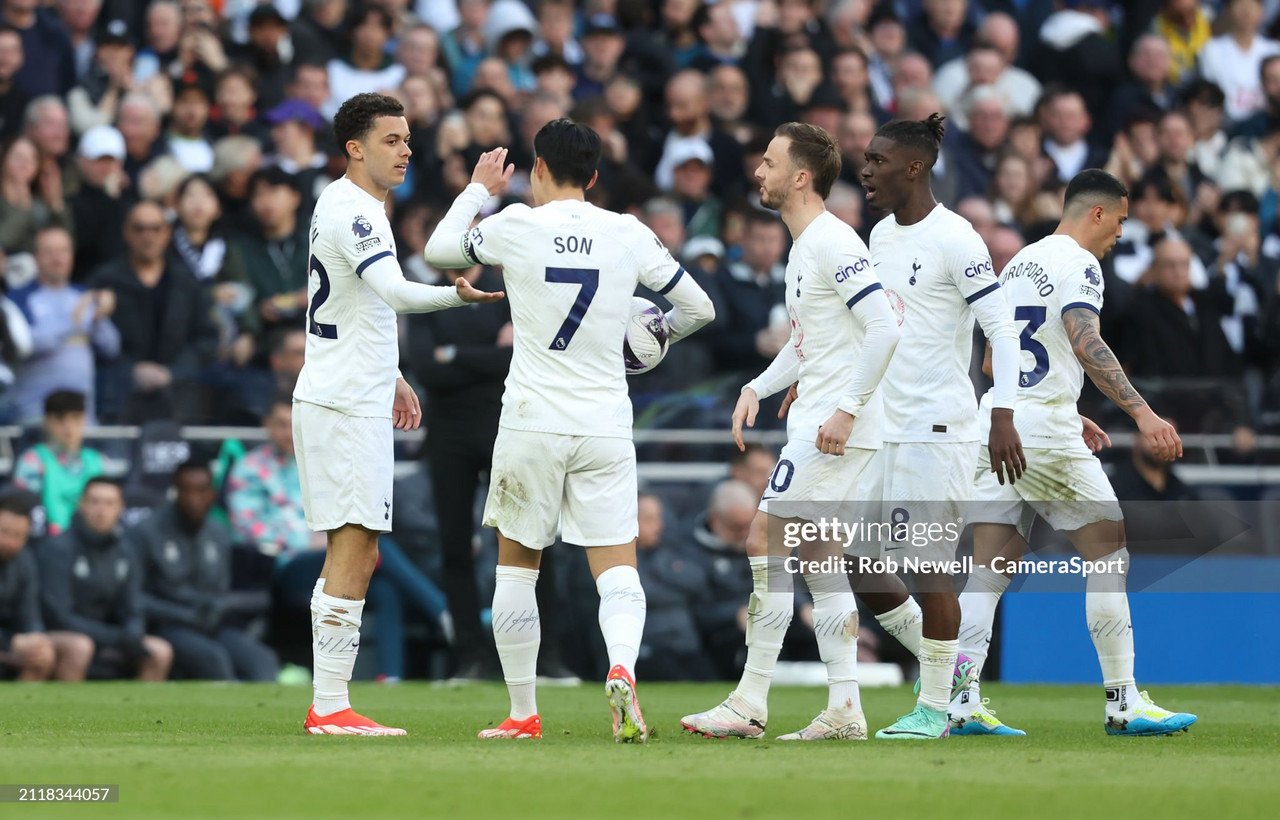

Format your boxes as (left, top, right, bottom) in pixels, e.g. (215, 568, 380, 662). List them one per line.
(623, 297, 671, 375)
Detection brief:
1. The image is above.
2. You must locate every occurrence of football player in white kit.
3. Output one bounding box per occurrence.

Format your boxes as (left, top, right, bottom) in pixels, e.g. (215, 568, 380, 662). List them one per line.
(296, 94, 503, 736)
(856, 113, 1025, 740)
(424, 120, 715, 742)
(955, 169, 1197, 737)
(681, 123, 901, 741)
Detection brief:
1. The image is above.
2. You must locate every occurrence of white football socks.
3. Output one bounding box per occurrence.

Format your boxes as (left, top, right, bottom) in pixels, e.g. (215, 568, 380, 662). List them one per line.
(735, 555, 793, 712)
(805, 572, 861, 714)
(492, 566, 541, 720)
(954, 566, 1010, 709)
(917, 637, 958, 712)
(595, 565, 646, 676)
(1086, 549, 1140, 712)
(875, 595, 923, 657)
(311, 579, 362, 717)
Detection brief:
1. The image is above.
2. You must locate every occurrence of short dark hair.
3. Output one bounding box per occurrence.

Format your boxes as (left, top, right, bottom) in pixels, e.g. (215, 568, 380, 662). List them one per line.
(174, 457, 212, 482)
(729, 442, 771, 467)
(460, 87, 507, 114)
(82, 476, 123, 497)
(265, 394, 293, 420)
(333, 93, 404, 158)
(1220, 189, 1260, 215)
(1182, 79, 1225, 109)
(1131, 170, 1177, 205)
(774, 121, 841, 198)
(0, 492, 34, 519)
(249, 165, 302, 196)
(534, 118, 602, 188)
(44, 390, 87, 417)
(1063, 169, 1128, 213)
(874, 113, 946, 168)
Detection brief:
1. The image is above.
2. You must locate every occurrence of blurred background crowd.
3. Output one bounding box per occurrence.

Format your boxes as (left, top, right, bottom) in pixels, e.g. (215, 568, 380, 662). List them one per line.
(2, 0, 1279, 686)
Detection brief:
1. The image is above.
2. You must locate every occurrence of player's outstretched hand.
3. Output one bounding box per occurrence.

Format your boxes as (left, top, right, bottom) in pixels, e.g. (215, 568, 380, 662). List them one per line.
(778, 382, 798, 419)
(1080, 414, 1111, 453)
(988, 408, 1026, 485)
(732, 388, 760, 452)
(815, 410, 854, 456)
(456, 277, 505, 303)
(471, 147, 515, 196)
(1137, 409, 1183, 461)
(392, 377, 422, 431)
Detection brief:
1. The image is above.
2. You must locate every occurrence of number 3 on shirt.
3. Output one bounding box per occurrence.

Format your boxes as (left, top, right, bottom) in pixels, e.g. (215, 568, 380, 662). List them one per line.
(308, 255, 337, 339)
(1014, 305, 1048, 388)
(545, 267, 599, 350)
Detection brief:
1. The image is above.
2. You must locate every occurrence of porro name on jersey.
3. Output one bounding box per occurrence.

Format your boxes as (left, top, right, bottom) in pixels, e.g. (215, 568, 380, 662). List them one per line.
(1001, 259, 1055, 297)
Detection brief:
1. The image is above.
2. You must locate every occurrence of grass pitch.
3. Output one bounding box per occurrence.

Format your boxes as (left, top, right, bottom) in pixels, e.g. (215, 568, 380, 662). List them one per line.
(5, 682, 1277, 819)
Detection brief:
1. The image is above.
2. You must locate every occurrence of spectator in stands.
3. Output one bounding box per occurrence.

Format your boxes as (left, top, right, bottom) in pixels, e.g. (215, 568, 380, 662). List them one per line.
(865, 5, 906, 113)
(209, 135, 265, 226)
(264, 99, 331, 204)
(133, 0, 181, 84)
(714, 209, 789, 373)
(951, 85, 1012, 201)
(1121, 232, 1241, 380)
(408, 251, 510, 679)
(1152, 0, 1213, 88)
(1033, 0, 1120, 123)
(208, 65, 267, 144)
(908, 0, 975, 68)
(0, 133, 70, 253)
(533, 0, 580, 66)
(2, 0, 75, 98)
(291, 0, 346, 66)
(934, 13, 1038, 120)
(750, 44, 826, 130)
(12, 390, 104, 537)
(443, 0, 491, 99)
(728, 443, 776, 501)
(169, 174, 226, 285)
(0, 492, 94, 681)
(227, 398, 451, 681)
(690, 0, 745, 72)
(1111, 416, 1204, 547)
(38, 477, 173, 680)
(1232, 54, 1280, 138)
(1184, 80, 1229, 181)
(131, 459, 279, 681)
(1154, 109, 1208, 210)
(0, 24, 26, 140)
(65, 18, 133, 134)
(167, 79, 216, 173)
(23, 95, 71, 181)
(660, 69, 745, 200)
(0, 256, 30, 404)
(663, 138, 722, 238)
(224, 167, 308, 341)
(1103, 34, 1177, 144)
(326, 3, 405, 119)
(635, 492, 714, 680)
(1200, 0, 1279, 124)
(1112, 170, 1210, 287)
(987, 224, 1025, 276)
(285, 62, 333, 129)
(837, 109, 877, 188)
(92, 200, 219, 423)
(1208, 190, 1271, 360)
(9, 225, 120, 423)
(232, 5, 292, 110)
(67, 124, 128, 282)
(1039, 87, 1107, 183)
(683, 478, 757, 678)
(116, 91, 164, 188)
(989, 152, 1038, 233)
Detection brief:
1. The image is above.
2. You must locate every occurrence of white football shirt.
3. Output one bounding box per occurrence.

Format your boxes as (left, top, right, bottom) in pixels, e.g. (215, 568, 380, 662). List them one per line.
(464, 199, 685, 439)
(293, 177, 401, 418)
(978, 234, 1105, 446)
(779, 211, 887, 450)
(870, 204, 1006, 442)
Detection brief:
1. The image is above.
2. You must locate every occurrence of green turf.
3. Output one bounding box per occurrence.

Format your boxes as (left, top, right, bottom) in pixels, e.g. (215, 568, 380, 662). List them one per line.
(4, 682, 1277, 819)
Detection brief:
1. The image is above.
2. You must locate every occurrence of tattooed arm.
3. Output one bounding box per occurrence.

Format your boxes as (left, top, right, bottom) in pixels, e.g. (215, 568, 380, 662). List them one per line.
(1062, 307, 1183, 461)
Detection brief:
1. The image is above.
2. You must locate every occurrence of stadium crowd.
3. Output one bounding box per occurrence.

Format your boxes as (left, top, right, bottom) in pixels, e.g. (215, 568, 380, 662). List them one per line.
(3, 0, 1280, 683)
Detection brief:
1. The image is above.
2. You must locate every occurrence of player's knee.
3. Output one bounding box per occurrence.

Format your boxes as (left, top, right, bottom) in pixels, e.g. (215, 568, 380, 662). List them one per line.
(66, 633, 96, 665)
(146, 636, 174, 671)
(745, 514, 771, 557)
(22, 635, 56, 675)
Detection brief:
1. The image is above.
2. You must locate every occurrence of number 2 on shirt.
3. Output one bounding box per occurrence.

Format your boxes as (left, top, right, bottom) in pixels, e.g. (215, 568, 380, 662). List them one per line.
(545, 267, 599, 350)
(1015, 305, 1049, 388)
(308, 255, 338, 339)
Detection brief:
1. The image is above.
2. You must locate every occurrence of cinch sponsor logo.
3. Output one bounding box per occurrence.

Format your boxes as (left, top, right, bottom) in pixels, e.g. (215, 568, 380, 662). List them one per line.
(835, 258, 872, 282)
(964, 259, 994, 278)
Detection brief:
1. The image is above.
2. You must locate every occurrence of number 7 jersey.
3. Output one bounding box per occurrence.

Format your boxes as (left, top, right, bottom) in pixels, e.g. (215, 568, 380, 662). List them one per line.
(464, 199, 686, 439)
(980, 234, 1106, 446)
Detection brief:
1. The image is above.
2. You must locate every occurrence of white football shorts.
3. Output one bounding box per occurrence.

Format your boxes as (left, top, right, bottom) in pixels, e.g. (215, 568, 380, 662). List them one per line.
(757, 439, 880, 524)
(971, 442, 1122, 539)
(870, 441, 978, 563)
(483, 427, 638, 550)
(293, 400, 395, 533)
